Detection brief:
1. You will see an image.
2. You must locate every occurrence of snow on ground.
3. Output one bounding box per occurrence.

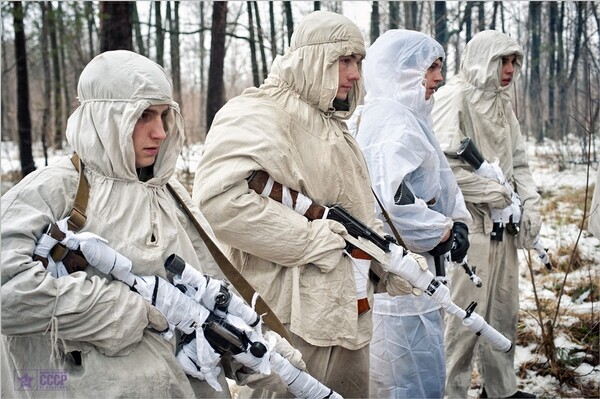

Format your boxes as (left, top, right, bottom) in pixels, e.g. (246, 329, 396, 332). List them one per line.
(1, 136, 599, 398)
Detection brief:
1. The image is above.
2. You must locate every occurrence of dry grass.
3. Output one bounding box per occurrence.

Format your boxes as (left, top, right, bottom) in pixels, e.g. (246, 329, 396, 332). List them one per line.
(549, 243, 596, 273)
(541, 185, 595, 229)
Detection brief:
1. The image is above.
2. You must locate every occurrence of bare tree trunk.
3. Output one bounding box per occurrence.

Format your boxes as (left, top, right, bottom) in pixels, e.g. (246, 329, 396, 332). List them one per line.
(370, 1, 380, 44)
(547, 2, 558, 139)
(490, 1, 500, 30)
(146, 2, 153, 55)
(434, 1, 448, 55)
(252, 1, 268, 81)
(169, 2, 181, 108)
(500, 2, 505, 32)
(557, 2, 568, 144)
(269, 2, 277, 60)
(69, 3, 88, 70)
(389, 1, 400, 30)
(570, 2, 587, 147)
(1, 28, 15, 141)
(464, 1, 473, 42)
(528, 1, 543, 142)
(48, 2, 63, 149)
(40, 1, 51, 166)
(99, 1, 133, 52)
(454, 1, 473, 75)
(85, 2, 95, 58)
(57, 3, 72, 116)
(404, 1, 419, 30)
(477, 2, 485, 32)
(155, 1, 164, 66)
(283, 1, 293, 48)
(13, 1, 36, 177)
(198, 1, 206, 130)
(247, 1, 260, 87)
(206, 2, 228, 132)
(133, 3, 146, 56)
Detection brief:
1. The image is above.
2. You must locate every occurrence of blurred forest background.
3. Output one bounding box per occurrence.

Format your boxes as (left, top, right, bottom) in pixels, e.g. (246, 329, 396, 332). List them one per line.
(1, 1, 598, 179)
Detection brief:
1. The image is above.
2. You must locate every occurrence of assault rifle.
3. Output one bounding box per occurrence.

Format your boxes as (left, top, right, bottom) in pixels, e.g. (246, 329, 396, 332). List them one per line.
(34, 219, 343, 399)
(456, 137, 552, 269)
(246, 170, 513, 352)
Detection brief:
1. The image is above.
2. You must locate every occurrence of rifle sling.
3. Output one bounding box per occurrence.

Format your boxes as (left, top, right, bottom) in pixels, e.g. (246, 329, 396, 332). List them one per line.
(166, 183, 293, 343)
(68, 153, 88, 232)
(33, 154, 90, 269)
(372, 189, 407, 249)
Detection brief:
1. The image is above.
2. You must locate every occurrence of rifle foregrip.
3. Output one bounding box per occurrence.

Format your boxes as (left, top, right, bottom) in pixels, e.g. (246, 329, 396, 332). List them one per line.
(246, 170, 325, 220)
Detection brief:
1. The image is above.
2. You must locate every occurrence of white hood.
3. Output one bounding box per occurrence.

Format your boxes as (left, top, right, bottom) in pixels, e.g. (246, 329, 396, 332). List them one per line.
(66, 50, 184, 185)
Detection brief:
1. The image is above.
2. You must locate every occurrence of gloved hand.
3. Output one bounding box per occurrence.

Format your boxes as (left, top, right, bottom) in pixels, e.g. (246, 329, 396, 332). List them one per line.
(264, 330, 306, 371)
(308, 219, 347, 273)
(384, 273, 415, 296)
(485, 181, 513, 209)
(428, 232, 453, 257)
(385, 245, 429, 295)
(145, 301, 169, 333)
(517, 206, 542, 249)
(450, 222, 470, 263)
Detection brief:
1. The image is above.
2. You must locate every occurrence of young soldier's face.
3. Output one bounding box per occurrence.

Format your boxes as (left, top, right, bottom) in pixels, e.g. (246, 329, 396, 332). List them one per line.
(501, 55, 517, 87)
(132, 104, 169, 168)
(424, 58, 444, 100)
(336, 54, 363, 101)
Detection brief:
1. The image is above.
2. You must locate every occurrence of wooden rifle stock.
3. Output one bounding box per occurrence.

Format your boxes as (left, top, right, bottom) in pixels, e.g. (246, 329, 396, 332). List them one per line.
(247, 170, 325, 221)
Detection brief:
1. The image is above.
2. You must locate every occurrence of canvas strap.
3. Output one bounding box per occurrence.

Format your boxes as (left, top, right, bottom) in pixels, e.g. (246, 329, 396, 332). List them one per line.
(33, 153, 90, 270)
(68, 153, 89, 231)
(166, 183, 292, 343)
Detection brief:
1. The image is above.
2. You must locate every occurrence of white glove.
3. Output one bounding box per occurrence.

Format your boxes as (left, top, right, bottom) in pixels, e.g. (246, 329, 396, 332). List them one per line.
(145, 301, 169, 333)
(308, 219, 347, 273)
(477, 161, 513, 209)
(265, 330, 306, 371)
(476, 159, 503, 181)
(509, 191, 522, 225)
(385, 245, 433, 294)
(384, 273, 414, 296)
(517, 206, 542, 249)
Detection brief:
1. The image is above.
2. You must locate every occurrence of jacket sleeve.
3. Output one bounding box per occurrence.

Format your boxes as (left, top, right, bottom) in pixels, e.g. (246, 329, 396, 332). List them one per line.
(509, 112, 540, 211)
(1, 165, 150, 356)
(433, 95, 512, 209)
(367, 138, 453, 254)
(193, 108, 346, 269)
(449, 178, 473, 225)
